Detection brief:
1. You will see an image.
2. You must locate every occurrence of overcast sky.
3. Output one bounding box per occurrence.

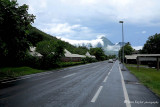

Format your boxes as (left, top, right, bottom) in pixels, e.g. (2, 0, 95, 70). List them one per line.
(18, 0, 160, 50)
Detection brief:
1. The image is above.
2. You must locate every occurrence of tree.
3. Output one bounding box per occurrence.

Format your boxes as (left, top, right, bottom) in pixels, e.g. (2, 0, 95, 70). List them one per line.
(0, 0, 35, 66)
(36, 40, 64, 60)
(90, 47, 106, 61)
(119, 42, 133, 61)
(36, 40, 65, 69)
(141, 33, 160, 54)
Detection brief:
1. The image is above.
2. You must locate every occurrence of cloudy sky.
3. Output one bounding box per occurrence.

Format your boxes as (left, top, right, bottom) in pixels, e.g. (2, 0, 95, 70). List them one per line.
(18, 0, 160, 50)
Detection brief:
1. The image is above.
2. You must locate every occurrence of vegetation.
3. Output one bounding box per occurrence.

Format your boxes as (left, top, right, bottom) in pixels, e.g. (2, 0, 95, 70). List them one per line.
(141, 33, 160, 54)
(0, 67, 44, 80)
(90, 47, 107, 61)
(126, 65, 160, 96)
(118, 42, 134, 61)
(108, 55, 116, 59)
(0, 0, 35, 66)
(29, 27, 89, 55)
(59, 62, 84, 67)
(0, 0, 108, 79)
(81, 57, 98, 63)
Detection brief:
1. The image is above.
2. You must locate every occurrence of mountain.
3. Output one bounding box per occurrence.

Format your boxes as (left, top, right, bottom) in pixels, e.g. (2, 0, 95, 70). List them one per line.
(117, 42, 126, 47)
(95, 37, 120, 56)
(101, 36, 114, 47)
(73, 36, 120, 56)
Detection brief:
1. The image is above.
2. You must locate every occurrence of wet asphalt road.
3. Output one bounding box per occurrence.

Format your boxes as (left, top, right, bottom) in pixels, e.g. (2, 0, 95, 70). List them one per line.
(0, 60, 160, 107)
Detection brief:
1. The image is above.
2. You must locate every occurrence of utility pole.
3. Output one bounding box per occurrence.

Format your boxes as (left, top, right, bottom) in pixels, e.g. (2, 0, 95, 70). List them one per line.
(119, 21, 125, 70)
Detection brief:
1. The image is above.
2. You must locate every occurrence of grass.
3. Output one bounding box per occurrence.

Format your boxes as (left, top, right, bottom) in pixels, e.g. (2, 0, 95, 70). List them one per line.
(59, 62, 84, 67)
(126, 64, 160, 96)
(0, 67, 44, 80)
(0, 62, 85, 80)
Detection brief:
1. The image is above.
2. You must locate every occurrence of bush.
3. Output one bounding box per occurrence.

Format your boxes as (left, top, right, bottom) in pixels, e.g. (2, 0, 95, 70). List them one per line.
(81, 57, 97, 63)
(59, 62, 83, 67)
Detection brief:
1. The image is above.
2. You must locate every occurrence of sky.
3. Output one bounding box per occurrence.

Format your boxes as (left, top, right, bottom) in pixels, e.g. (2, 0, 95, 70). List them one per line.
(17, 0, 160, 50)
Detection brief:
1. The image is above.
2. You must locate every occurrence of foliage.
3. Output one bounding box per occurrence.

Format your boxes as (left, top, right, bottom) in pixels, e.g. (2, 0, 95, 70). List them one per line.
(118, 42, 134, 61)
(0, 66, 44, 80)
(141, 33, 160, 54)
(89, 47, 106, 61)
(81, 57, 98, 64)
(59, 62, 83, 67)
(29, 27, 89, 55)
(36, 40, 65, 69)
(108, 55, 116, 59)
(0, 0, 35, 66)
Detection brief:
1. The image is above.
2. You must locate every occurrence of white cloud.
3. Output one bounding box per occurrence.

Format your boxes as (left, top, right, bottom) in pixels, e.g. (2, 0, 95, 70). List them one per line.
(17, 0, 160, 46)
(42, 23, 78, 35)
(133, 46, 143, 50)
(59, 37, 104, 47)
(106, 45, 120, 51)
(18, 0, 160, 26)
(142, 31, 146, 34)
(40, 22, 106, 40)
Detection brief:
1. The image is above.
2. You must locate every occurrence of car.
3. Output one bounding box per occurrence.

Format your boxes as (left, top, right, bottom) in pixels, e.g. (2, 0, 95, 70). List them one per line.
(113, 59, 116, 61)
(108, 59, 113, 63)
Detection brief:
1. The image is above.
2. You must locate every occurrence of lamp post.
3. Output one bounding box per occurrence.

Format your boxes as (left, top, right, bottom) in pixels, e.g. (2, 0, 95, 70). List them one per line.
(119, 21, 125, 70)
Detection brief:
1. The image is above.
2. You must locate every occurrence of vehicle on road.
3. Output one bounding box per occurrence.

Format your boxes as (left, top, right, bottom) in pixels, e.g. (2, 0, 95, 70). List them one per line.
(108, 59, 113, 63)
(113, 59, 116, 61)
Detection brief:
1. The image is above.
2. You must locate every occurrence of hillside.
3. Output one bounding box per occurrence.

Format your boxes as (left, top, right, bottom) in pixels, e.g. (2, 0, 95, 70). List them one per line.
(30, 27, 89, 55)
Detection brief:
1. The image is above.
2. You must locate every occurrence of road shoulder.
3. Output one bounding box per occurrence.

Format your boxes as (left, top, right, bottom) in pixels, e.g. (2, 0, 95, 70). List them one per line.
(120, 63, 160, 107)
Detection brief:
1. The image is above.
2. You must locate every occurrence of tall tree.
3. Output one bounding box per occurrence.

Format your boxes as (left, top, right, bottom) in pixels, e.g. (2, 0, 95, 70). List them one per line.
(0, 0, 35, 66)
(141, 33, 160, 54)
(118, 42, 133, 61)
(36, 40, 64, 60)
(36, 40, 64, 69)
(90, 47, 106, 61)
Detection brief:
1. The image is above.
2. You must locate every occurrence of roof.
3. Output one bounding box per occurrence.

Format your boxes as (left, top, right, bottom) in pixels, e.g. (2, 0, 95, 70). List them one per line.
(125, 54, 160, 60)
(29, 47, 42, 57)
(125, 54, 138, 59)
(64, 49, 86, 58)
(85, 51, 96, 58)
(137, 54, 160, 57)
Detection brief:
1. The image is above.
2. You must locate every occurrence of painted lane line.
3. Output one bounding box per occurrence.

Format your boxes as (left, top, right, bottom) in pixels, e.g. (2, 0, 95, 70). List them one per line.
(110, 63, 114, 72)
(103, 75, 108, 83)
(62, 73, 76, 78)
(91, 86, 103, 103)
(103, 62, 115, 83)
(118, 62, 131, 107)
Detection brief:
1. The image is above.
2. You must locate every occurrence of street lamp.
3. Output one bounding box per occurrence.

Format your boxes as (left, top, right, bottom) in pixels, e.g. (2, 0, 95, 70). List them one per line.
(119, 21, 125, 70)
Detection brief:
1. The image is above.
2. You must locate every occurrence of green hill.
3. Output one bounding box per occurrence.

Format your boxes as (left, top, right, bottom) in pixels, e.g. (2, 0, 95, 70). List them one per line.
(29, 27, 89, 55)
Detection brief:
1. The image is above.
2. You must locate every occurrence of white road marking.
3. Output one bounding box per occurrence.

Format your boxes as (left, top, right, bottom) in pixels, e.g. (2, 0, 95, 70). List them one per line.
(103, 75, 108, 82)
(91, 86, 103, 103)
(62, 73, 76, 78)
(118, 62, 131, 107)
(103, 62, 114, 82)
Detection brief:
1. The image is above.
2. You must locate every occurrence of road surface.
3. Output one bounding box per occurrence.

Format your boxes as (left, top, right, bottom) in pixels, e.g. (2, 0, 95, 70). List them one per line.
(0, 60, 160, 107)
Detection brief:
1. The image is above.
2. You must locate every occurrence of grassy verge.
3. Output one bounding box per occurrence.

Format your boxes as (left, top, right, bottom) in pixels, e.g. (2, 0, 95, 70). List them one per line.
(59, 62, 84, 67)
(0, 62, 85, 80)
(126, 64, 160, 96)
(0, 67, 44, 80)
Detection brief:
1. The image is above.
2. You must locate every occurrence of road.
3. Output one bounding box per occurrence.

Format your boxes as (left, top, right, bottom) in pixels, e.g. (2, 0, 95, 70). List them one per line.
(0, 60, 160, 107)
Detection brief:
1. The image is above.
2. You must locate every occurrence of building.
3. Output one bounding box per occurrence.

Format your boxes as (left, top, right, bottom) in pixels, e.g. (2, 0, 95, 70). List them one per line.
(85, 52, 96, 58)
(29, 47, 95, 62)
(125, 54, 160, 70)
(29, 47, 42, 57)
(61, 49, 86, 62)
